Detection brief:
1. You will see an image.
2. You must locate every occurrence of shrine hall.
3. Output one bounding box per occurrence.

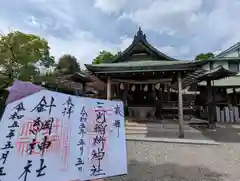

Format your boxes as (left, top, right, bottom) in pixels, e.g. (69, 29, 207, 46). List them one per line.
(85, 28, 236, 138)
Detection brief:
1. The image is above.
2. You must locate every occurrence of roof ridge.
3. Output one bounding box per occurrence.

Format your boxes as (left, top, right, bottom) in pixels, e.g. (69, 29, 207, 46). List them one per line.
(111, 27, 177, 63)
(214, 42, 240, 59)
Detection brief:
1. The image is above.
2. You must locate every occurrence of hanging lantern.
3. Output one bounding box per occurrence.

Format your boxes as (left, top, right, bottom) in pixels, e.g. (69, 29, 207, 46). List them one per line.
(155, 83, 160, 90)
(164, 85, 167, 92)
(131, 85, 136, 92)
(144, 96, 146, 99)
(144, 85, 148, 92)
(152, 84, 155, 90)
(156, 96, 158, 100)
(120, 83, 124, 90)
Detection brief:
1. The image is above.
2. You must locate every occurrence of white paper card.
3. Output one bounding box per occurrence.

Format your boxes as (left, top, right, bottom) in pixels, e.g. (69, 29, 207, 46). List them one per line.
(0, 90, 127, 181)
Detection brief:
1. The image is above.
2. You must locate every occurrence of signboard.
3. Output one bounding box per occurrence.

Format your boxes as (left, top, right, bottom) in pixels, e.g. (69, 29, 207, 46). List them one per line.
(0, 90, 127, 181)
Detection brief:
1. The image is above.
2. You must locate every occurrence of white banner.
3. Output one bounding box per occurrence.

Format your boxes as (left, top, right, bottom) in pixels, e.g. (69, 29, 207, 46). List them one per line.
(0, 90, 127, 181)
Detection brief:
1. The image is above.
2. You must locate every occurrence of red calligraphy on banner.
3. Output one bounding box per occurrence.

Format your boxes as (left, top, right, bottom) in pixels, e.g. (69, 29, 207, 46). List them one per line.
(86, 108, 113, 134)
(16, 118, 70, 170)
(87, 108, 113, 166)
(16, 119, 60, 155)
(60, 124, 71, 170)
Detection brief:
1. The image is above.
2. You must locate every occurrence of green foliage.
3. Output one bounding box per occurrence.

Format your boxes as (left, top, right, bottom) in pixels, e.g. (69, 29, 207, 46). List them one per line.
(195, 52, 214, 61)
(0, 31, 55, 84)
(33, 70, 57, 86)
(18, 64, 40, 81)
(33, 71, 78, 96)
(92, 51, 116, 64)
(39, 49, 55, 68)
(56, 54, 80, 74)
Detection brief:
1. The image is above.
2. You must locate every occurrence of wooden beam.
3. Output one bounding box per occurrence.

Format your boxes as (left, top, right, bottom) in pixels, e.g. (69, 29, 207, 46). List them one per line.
(112, 78, 172, 84)
(178, 72, 184, 138)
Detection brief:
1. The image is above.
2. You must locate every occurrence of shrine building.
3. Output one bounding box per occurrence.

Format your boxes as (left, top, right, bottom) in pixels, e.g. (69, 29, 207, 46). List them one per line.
(85, 28, 236, 138)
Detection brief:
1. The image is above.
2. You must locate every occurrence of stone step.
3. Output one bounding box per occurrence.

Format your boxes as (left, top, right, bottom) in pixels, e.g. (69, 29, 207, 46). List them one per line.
(126, 122, 164, 128)
(126, 122, 192, 130)
(125, 124, 200, 135)
(125, 129, 147, 136)
(125, 126, 147, 132)
(125, 126, 191, 133)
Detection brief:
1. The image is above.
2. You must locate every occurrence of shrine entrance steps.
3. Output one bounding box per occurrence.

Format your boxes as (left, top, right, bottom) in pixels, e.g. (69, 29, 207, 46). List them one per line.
(125, 118, 215, 142)
(126, 121, 195, 136)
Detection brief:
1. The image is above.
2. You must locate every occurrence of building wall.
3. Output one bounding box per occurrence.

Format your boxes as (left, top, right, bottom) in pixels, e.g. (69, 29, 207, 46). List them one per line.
(198, 60, 239, 105)
(212, 60, 228, 69)
(201, 62, 210, 70)
(201, 60, 240, 73)
(207, 48, 240, 72)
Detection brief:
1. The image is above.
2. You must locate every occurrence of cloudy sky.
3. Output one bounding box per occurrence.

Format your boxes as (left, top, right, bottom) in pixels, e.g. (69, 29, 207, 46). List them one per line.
(1, 0, 240, 67)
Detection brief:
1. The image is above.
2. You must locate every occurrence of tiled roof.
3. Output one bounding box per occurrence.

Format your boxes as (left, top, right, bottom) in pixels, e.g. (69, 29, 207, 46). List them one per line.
(212, 42, 240, 59)
(85, 60, 198, 73)
(111, 27, 178, 63)
(198, 75, 240, 87)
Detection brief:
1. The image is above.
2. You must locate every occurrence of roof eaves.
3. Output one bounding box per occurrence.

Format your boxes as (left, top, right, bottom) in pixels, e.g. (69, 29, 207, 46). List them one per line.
(214, 42, 240, 59)
(173, 65, 236, 89)
(85, 60, 195, 69)
(86, 63, 196, 74)
(208, 57, 240, 61)
(198, 66, 236, 80)
(111, 32, 177, 63)
(110, 40, 135, 63)
(141, 39, 177, 61)
(198, 75, 240, 87)
(92, 67, 193, 74)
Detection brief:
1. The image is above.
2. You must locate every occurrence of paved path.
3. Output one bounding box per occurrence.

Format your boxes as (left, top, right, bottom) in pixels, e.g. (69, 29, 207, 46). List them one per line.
(106, 141, 240, 181)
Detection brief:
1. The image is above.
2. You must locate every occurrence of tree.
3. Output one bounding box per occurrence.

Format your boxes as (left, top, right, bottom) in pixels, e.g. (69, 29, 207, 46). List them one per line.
(56, 54, 80, 74)
(92, 51, 117, 64)
(0, 31, 55, 83)
(18, 64, 40, 81)
(195, 52, 214, 61)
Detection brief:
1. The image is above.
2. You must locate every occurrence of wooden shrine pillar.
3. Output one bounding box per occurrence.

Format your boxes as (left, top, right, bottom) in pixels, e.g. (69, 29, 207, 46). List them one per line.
(123, 83, 128, 106)
(155, 84, 163, 119)
(107, 76, 112, 100)
(160, 84, 165, 101)
(233, 88, 237, 105)
(167, 85, 170, 101)
(82, 83, 87, 96)
(177, 72, 184, 138)
(207, 80, 215, 128)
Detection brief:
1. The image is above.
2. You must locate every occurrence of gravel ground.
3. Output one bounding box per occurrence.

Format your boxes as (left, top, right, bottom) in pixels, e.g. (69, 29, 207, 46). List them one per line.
(106, 141, 240, 181)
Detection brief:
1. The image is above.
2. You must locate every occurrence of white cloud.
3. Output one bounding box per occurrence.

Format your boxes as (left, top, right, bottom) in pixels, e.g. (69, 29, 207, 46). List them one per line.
(47, 31, 129, 67)
(122, 0, 202, 35)
(0, 0, 132, 69)
(94, 0, 127, 14)
(2, 0, 240, 65)
(213, 50, 221, 56)
(120, 0, 240, 57)
(0, 19, 129, 69)
(160, 46, 190, 58)
(118, 36, 133, 51)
